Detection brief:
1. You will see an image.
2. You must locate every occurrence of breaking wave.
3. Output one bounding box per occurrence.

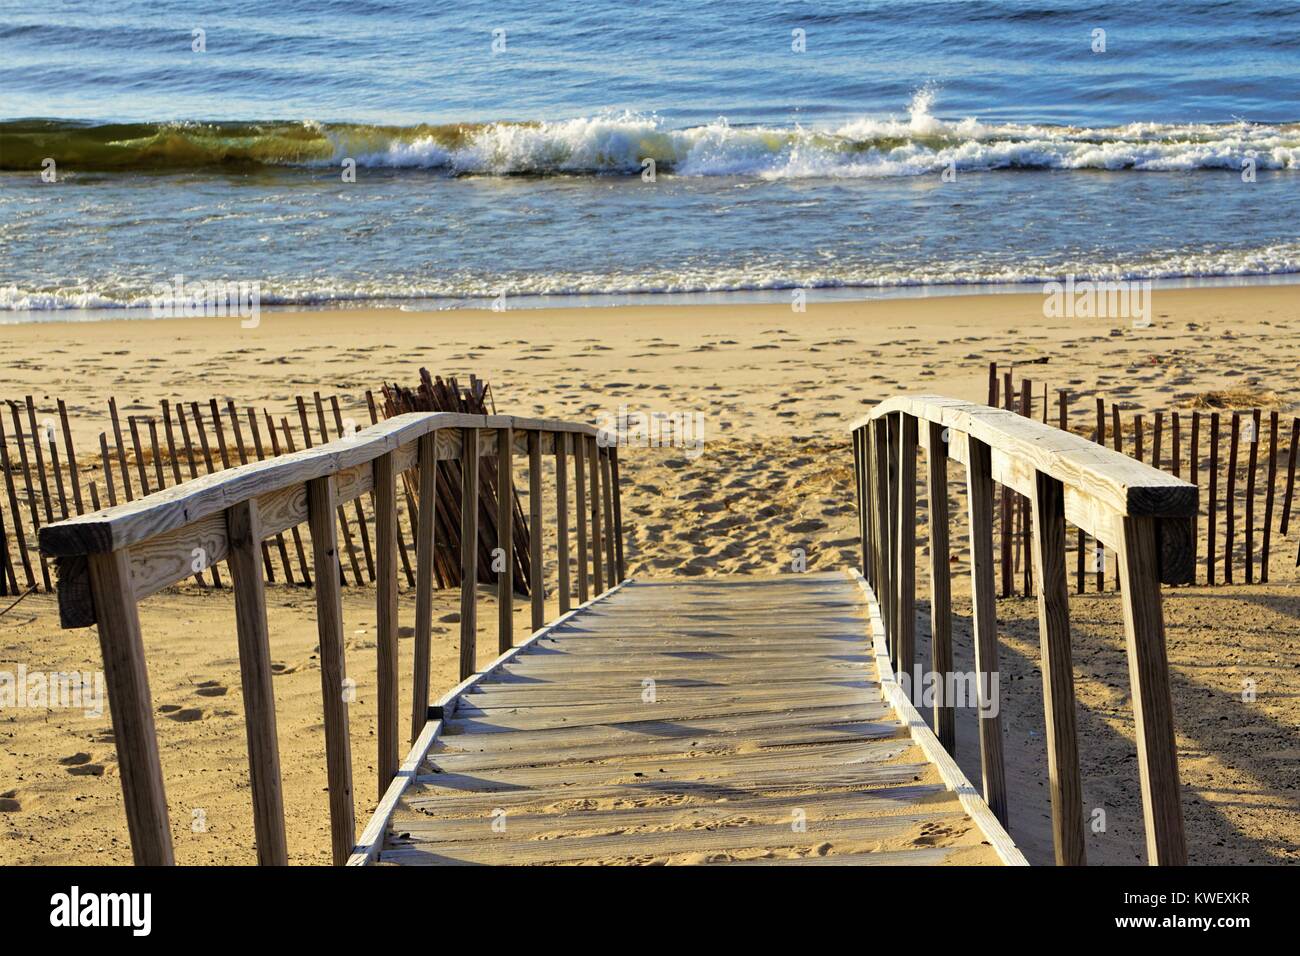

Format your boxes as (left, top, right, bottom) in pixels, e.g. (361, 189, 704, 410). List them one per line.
(4, 93, 1297, 177)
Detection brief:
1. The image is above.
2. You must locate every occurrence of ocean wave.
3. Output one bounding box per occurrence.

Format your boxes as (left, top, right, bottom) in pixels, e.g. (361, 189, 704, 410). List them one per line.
(3, 93, 1297, 176)
(4, 243, 1297, 313)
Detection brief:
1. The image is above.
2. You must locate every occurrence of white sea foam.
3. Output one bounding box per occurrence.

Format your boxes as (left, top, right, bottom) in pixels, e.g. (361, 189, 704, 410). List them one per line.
(5, 243, 1297, 313)
(319, 93, 1299, 177)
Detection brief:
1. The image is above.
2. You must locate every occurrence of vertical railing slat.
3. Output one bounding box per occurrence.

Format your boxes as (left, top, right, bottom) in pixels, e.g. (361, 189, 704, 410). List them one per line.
(459, 427, 480, 680)
(589, 435, 604, 595)
(574, 436, 590, 603)
(528, 430, 545, 630)
(924, 421, 955, 753)
(306, 474, 355, 865)
(870, 418, 892, 647)
(374, 451, 399, 795)
(894, 414, 917, 688)
(1028, 471, 1086, 866)
(600, 446, 617, 588)
(497, 426, 514, 653)
(610, 446, 626, 582)
(556, 433, 572, 614)
(409, 432, 437, 742)
(226, 498, 288, 865)
(87, 548, 175, 865)
(1116, 515, 1188, 865)
(964, 437, 1009, 826)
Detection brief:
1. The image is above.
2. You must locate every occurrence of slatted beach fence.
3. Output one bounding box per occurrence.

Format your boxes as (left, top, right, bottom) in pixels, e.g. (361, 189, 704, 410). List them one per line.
(850, 395, 1194, 865)
(987, 365, 1298, 593)
(39, 412, 625, 865)
(1, 390, 434, 603)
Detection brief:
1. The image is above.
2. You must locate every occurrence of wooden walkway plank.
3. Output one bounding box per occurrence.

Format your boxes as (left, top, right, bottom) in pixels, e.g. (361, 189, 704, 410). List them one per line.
(364, 573, 1018, 867)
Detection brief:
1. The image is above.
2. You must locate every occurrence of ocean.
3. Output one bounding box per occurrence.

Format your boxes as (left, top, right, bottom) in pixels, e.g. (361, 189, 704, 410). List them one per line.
(1, 0, 1297, 320)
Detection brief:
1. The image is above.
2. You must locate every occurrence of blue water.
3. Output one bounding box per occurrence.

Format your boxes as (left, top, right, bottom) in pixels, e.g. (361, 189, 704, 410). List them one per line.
(1, 0, 1297, 317)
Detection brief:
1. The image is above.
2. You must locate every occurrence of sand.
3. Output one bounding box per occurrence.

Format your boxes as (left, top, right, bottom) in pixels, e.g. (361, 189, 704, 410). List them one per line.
(1, 284, 1298, 864)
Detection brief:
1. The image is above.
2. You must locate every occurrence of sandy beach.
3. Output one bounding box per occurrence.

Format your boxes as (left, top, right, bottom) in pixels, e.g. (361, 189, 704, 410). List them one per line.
(1, 284, 1298, 864)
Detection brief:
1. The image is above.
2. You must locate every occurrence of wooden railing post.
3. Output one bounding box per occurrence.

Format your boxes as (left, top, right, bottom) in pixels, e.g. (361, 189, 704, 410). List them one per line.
(225, 499, 288, 865)
(894, 414, 917, 689)
(88, 549, 175, 865)
(886, 414, 900, 660)
(870, 418, 892, 643)
(409, 432, 437, 743)
(574, 436, 590, 603)
(528, 430, 545, 631)
(373, 451, 399, 795)
(964, 437, 1009, 826)
(600, 446, 617, 587)
(306, 474, 355, 865)
(589, 435, 604, 594)
(854, 428, 869, 585)
(610, 446, 626, 582)
(1028, 471, 1086, 866)
(497, 426, 514, 653)
(459, 427, 479, 680)
(1116, 515, 1188, 865)
(924, 421, 955, 753)
(555, 433, 572, 614)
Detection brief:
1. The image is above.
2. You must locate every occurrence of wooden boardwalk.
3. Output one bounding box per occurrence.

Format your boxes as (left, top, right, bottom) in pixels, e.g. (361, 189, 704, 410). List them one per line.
(359, 572, 1022, 866)
(44, 396, 1190, 866)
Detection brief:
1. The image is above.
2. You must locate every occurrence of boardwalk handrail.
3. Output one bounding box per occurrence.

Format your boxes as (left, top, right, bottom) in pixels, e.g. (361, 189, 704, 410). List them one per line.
(849, 394, 1194, 866)
(39, 411, 627, 865)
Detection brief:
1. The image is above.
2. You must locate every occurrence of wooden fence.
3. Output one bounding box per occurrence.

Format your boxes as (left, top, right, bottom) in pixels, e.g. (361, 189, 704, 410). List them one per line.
(1, 389, 476, 605)
(988, 365, 1297, 595)
(850, 395, 1193, 865)
(39, 412, 626, 865)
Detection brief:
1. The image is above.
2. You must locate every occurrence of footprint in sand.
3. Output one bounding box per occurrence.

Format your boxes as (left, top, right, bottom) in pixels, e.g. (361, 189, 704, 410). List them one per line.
(61, 753, 105, 776)
(159, 704, 204, 722)
(270, 661, 298, 675)
(195, 681, 228, 698)
(0, 790, 20, 812)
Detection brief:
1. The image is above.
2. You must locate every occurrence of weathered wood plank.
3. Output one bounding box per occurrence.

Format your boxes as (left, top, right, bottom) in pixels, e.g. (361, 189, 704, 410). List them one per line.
(40, 413, 596, 558)
(854, 395, 1196, 518)
(307, 475, 355, 865)
(964, 438, 1009, 826)
(1029, 472, 1086, 866)
(409, 433, 437, 743)
(88, 548, 174, 865)
(374, 451, 400, 795)
(225, 498, 288, 865)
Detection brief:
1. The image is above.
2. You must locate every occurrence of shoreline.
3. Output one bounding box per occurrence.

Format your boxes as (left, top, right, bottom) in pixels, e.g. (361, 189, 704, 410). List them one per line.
(3, 271, 1298, 326)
